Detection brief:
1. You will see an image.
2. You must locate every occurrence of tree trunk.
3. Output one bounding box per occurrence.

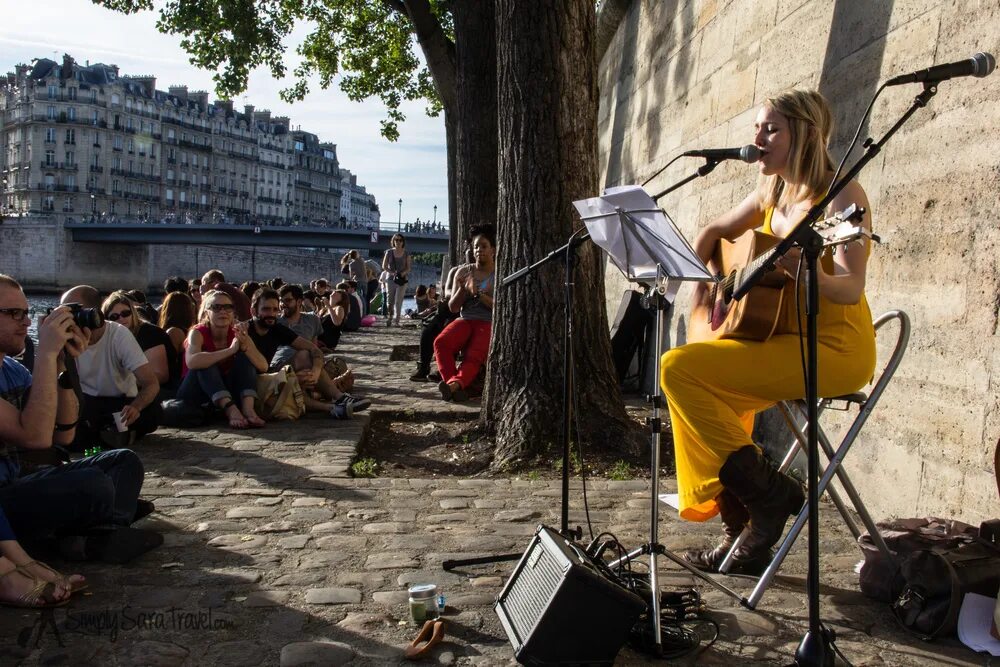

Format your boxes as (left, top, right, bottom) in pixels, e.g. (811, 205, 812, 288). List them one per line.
(486, 0, 635, 465)
(452, 2, 498, 263)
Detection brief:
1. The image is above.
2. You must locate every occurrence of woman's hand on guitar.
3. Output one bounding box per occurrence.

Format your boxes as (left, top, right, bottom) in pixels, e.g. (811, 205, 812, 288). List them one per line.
(774, 247, 802, 278)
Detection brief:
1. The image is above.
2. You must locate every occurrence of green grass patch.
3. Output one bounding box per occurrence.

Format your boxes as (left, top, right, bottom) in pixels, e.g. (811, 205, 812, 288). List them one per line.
(351, 457, 380, 478)
(607, 460, 634, 481)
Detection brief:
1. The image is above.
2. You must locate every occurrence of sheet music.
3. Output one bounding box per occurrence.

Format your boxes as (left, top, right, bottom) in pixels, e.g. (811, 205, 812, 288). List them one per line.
(573, 185, 714, 283)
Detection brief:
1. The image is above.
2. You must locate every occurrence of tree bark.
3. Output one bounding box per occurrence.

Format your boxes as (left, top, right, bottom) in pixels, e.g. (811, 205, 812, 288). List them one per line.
(452, 2, 498, 263)
(487, 0, 635, 465)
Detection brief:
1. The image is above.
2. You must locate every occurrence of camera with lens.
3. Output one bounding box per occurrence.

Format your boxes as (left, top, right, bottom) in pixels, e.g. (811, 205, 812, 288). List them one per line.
(49, 302, 104, 329)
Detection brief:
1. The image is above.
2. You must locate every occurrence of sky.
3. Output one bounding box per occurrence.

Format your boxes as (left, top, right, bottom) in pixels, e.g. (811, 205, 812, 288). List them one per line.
(0, 0, 448, 227)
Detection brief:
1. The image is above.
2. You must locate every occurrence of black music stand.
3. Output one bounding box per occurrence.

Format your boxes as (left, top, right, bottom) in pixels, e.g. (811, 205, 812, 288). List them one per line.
(573, 186, 750, 652)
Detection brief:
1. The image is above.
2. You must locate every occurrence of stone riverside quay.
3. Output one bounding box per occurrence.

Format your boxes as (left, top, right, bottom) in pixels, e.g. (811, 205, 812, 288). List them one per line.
(0, 323, 980, 665)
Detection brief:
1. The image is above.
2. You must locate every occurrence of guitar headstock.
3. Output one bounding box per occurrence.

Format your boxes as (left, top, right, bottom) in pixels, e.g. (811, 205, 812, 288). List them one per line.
(815, 204, 880, 251)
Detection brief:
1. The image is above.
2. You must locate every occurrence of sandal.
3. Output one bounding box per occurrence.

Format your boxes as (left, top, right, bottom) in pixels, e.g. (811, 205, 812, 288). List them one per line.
(0, 566, 69, 609)
(16, 560, 88, 595)
(404, 619, 445, 660)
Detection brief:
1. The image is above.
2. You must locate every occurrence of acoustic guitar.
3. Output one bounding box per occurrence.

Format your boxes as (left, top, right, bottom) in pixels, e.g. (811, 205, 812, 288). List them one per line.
(688, 204, 874, 343)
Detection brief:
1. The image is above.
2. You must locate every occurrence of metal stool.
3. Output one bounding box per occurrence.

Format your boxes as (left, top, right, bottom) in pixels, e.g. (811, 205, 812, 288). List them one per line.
(718, 310, 911, 609)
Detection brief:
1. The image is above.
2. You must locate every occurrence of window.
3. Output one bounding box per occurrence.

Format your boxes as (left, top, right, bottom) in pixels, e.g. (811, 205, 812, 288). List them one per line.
(64, 151, 74, 166)
(45, 128, 56, 143)
(113, 157, 122, 170)
(42, 195, 54, 211)
(167, 128, 175, 140)
(92, 110, 100, 125)
(66, 174, 76, 189)
(47, 85, 57, 99)
(112, 180, 121, 194)
(113, 136, 123, 150)
(65, 129, 75, 144)
(127, 139, 134, 153)
(126, 118, 133, 131)
(90, 90, 97, 103)
(91, 154, 99, 167)
(167, 169, 174, 181)
(68, 87, 77, 101)
(179, 191, 186, 203)
(165, 188, 174, 201)
(68, 107, 76, 121)
(111, 93, 120, 105)
(47, 106, 56, 120)
(44, 150, 55, 166)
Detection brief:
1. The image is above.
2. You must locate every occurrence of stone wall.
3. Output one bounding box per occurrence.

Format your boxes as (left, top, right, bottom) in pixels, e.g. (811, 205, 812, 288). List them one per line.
(0, 219, 440, 295)
(598, 0, 1000, 523)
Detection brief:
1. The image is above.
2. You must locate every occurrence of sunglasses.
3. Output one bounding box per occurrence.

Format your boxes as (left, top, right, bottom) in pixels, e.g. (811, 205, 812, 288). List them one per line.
(107, 308, 133, 321)
(209, 303, 234, 312)
(0, 307, 30, 323)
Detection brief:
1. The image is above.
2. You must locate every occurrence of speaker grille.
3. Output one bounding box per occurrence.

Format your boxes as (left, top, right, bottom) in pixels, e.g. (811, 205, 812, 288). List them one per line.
(503, 538, 563, 641)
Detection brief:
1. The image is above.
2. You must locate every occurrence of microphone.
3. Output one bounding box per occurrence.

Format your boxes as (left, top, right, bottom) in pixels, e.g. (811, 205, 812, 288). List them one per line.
(682, 145, 761, 163)
(886, 52, 995, 86)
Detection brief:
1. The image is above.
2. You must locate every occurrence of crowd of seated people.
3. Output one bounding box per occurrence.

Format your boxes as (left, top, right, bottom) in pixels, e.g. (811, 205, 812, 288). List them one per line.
(0, 262, 391, 605)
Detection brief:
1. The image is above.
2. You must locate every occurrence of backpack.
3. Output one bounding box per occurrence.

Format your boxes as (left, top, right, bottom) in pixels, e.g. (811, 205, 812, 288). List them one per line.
(254, 366, 305, 421)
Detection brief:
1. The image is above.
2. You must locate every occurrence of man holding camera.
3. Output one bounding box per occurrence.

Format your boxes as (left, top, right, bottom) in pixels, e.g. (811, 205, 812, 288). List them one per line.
(60, 286, 162, 448)
(0, 274, 157, 561)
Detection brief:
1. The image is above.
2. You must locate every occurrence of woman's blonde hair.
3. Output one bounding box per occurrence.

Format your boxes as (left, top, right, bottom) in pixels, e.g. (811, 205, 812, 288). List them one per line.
(101, 290, 144, 334)
(757, 89, 835, 210)
(198, 289, 232, 325)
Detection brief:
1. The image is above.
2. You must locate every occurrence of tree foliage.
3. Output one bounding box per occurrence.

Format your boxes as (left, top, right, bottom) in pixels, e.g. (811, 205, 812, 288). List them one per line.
(95, 0, 450, 140)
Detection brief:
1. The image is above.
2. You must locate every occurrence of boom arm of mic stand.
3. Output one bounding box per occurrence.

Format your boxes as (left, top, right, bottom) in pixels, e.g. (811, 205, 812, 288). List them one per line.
(651, 159, 721, 202)
(500, 230, 591, 288)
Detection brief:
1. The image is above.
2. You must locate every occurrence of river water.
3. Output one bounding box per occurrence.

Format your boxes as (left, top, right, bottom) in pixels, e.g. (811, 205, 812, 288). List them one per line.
(22, 292, 416, 342)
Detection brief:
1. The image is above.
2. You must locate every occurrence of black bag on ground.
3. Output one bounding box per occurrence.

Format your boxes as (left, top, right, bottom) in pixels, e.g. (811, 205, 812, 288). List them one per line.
(892, 538, 1000, 640)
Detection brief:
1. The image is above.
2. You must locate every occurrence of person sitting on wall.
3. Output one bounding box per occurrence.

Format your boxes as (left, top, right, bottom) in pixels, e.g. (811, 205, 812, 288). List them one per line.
(102, 291, 179, 400)
(0, 274, 159, 563)
(246, 288, 369, 419)
(434, 225, 496, 403)
(61, 286, 162, 449)
(200, 270, 252, 321)
(177, 289, 266, 429)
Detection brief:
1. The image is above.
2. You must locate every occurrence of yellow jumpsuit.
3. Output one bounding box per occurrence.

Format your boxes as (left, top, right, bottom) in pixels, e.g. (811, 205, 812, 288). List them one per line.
(661, 208, 876, 521)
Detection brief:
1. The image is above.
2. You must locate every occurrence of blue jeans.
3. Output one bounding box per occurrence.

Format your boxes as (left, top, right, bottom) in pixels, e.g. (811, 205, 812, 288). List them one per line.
(177, 352, 258, 406)
(0, 449, 144, 539)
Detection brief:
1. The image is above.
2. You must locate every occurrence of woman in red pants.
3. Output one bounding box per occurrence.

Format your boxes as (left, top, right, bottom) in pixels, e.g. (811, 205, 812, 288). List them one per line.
(434, 225, 496, 402)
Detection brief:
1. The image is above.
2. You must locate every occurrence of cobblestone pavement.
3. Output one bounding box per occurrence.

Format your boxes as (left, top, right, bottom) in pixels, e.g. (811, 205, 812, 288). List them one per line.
(0, 322, 990, 665)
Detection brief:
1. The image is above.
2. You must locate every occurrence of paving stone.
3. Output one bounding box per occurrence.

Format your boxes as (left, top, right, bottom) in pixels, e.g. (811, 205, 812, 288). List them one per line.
(245, 591, 290, 607)
(207, 534, 269, 550)
(430, 489, 479, 498)
(439, 498, 470, 509)
(154, 497, 196, 508)
(285, 507, 335, 521)
(290, 497, 328, 507)
(280, 641, 355, 666)
(366, 553, 420, 569)
(493, 509, 542, 521)
(470, 576, 503, 588)
(337, 612, 394, 634)
(424, 513, 471, 523)
(225, 506, 276, 519)
(473, 499, 507, 509)
(314, 535, 368, 550)
(361, 522, 409, 534)
(371, 590, 409, 606)
(311, 521, 350, 534)
(304, 587, 362, 604)
(345, 508, 385, 521)
(278, 535, 311, 549)
(199, 568, 263, 584)
(334, 572, 385, 588)
(256, 521, 296, 533)
(177, 487, 229, 496)
(228, 487, 284, 497)
(254, 496, 284, 506)
(265, 609, 309, 637)
(298, 551, 352, 569)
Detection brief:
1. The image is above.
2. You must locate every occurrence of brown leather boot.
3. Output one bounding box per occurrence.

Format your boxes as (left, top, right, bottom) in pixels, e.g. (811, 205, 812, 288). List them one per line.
(718, 445, 805, 570)
(684, 489, 749, 573)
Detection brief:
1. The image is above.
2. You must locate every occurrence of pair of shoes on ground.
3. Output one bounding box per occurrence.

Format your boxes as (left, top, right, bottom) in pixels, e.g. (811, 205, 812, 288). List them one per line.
(409, 365, 429, 382)
(404, 619, 445, 660)
(438, 381, 468, 403)
(329, 393, 372, 419)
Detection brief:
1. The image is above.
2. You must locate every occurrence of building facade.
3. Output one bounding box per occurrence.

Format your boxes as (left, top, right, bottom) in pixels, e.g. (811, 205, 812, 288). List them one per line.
(0, 54, 376, 228)
(339, 168, 380, 229)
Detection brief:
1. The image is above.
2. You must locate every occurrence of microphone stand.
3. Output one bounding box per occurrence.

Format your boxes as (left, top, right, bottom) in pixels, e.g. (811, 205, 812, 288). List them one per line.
(442, 227, 590, 571)
(651, 158, 723, 201)
(732, 82, 939, 667)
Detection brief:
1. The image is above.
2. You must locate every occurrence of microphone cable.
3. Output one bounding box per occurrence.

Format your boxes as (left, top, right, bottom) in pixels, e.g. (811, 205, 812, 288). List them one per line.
(640, 153, 686, 189)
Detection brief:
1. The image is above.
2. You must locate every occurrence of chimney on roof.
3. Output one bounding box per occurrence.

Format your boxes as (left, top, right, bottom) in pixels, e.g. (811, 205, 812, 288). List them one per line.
(168, 85, 188, 99)
(127, 75, 156, 97)
(272, 115, 289, 130)
(253, 110, 272, 124)
(243, 104, 255, 117)
(61, 54, 74, 80)
(111, 65, 119, 79)
(216, 99, 234, 113)
(189, 90, 209, 108)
